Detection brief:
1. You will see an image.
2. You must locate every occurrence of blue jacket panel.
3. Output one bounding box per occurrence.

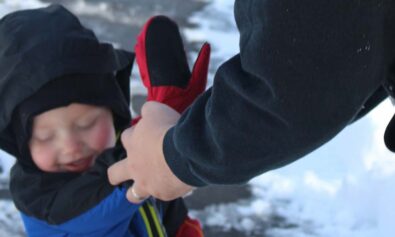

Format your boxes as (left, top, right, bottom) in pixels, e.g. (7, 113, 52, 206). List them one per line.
(21, 187, 147, 237)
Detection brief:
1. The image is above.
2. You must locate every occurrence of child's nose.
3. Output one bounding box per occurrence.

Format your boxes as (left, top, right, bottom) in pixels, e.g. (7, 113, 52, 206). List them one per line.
(60, 132, 83, 157)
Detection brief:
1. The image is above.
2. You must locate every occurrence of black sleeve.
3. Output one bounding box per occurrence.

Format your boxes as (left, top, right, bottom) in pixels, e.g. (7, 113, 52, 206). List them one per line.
(163, 0, 386, 186)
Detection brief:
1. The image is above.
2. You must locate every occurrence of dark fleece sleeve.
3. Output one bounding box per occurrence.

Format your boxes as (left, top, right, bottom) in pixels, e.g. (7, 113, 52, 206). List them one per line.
(163, 0, 387, 186)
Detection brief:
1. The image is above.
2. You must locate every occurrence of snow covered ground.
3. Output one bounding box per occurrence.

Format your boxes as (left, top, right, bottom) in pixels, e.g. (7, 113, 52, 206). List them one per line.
(1, 0, 395, 236)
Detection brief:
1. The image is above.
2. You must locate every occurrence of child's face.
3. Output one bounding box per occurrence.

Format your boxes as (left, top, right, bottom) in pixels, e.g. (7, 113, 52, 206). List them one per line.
(29, 103, 116, 172)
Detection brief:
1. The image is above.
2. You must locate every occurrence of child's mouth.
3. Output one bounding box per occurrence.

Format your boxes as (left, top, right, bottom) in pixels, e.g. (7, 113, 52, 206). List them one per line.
(65, 156, 95, 172)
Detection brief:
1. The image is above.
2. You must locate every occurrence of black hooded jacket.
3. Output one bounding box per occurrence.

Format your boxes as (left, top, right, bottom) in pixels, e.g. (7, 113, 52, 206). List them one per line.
(0, 4, 133, 223)
(0, 5, 187, 234)
(163, 0, 393, 186)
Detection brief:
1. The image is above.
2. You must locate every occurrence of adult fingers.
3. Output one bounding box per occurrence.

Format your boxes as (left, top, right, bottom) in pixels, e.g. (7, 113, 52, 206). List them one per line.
(107, 159, 132, 185)
(126, 184, 150, 204)
(120, 126, 135, 147)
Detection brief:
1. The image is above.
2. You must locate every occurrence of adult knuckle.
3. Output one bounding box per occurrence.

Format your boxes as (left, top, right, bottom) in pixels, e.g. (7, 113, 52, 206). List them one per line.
(125, 160, 135, 172)
(151, 190, 162, 199)
(154, 191, 172, 201)
(162, 194, 173, 201)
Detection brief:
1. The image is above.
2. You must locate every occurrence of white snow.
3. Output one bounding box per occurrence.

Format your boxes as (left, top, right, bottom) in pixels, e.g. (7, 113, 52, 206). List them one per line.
(0, 201, 24, 237)
(0, 0, 46, 17)
(67, 0, 144, 26)
(182, 0, 238, 85)
(0, 150, 13, 179)
(0, 0, 394, 236)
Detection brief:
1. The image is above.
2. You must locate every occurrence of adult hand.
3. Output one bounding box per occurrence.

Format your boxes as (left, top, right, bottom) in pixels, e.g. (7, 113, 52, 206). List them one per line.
(109, 16, 209, 203)
(107, 101, 194, 203)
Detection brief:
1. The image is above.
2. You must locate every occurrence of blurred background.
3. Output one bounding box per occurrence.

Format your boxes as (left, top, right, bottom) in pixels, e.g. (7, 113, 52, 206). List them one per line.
(0, 0, 395, 236)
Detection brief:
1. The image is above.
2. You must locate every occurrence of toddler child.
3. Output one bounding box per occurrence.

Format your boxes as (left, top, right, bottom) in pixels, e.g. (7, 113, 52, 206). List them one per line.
(0, 4, 209, 237)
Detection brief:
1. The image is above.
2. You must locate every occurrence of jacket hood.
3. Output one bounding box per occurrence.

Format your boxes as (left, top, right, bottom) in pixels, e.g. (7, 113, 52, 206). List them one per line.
(0, 4, 134, 157)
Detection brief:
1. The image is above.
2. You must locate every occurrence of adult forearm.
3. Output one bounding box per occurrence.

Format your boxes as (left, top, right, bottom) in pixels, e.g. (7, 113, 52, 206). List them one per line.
(163, 0, 384, 186)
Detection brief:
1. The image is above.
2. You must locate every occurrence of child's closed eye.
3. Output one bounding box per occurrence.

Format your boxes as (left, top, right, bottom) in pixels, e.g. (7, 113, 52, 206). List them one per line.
(32, 133, 54, 143)
(76, 117, 98, 130)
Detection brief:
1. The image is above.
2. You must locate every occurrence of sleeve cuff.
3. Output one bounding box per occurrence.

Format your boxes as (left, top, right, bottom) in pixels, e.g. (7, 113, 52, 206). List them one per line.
(163, 127, 207, 187)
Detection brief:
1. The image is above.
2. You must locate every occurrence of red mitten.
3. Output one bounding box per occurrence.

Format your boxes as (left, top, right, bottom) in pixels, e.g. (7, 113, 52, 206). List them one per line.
(133, 16, 210, 125)
(175, 216, 204, 237)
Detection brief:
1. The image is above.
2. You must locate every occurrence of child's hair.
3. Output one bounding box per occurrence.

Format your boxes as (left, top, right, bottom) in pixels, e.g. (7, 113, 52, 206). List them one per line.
(0, 5, 135, 168)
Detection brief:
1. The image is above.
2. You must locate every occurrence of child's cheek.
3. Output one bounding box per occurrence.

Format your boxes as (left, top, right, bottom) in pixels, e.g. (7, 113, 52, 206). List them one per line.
(89, 120, 116, 152)
(30, 144, 58, 172)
